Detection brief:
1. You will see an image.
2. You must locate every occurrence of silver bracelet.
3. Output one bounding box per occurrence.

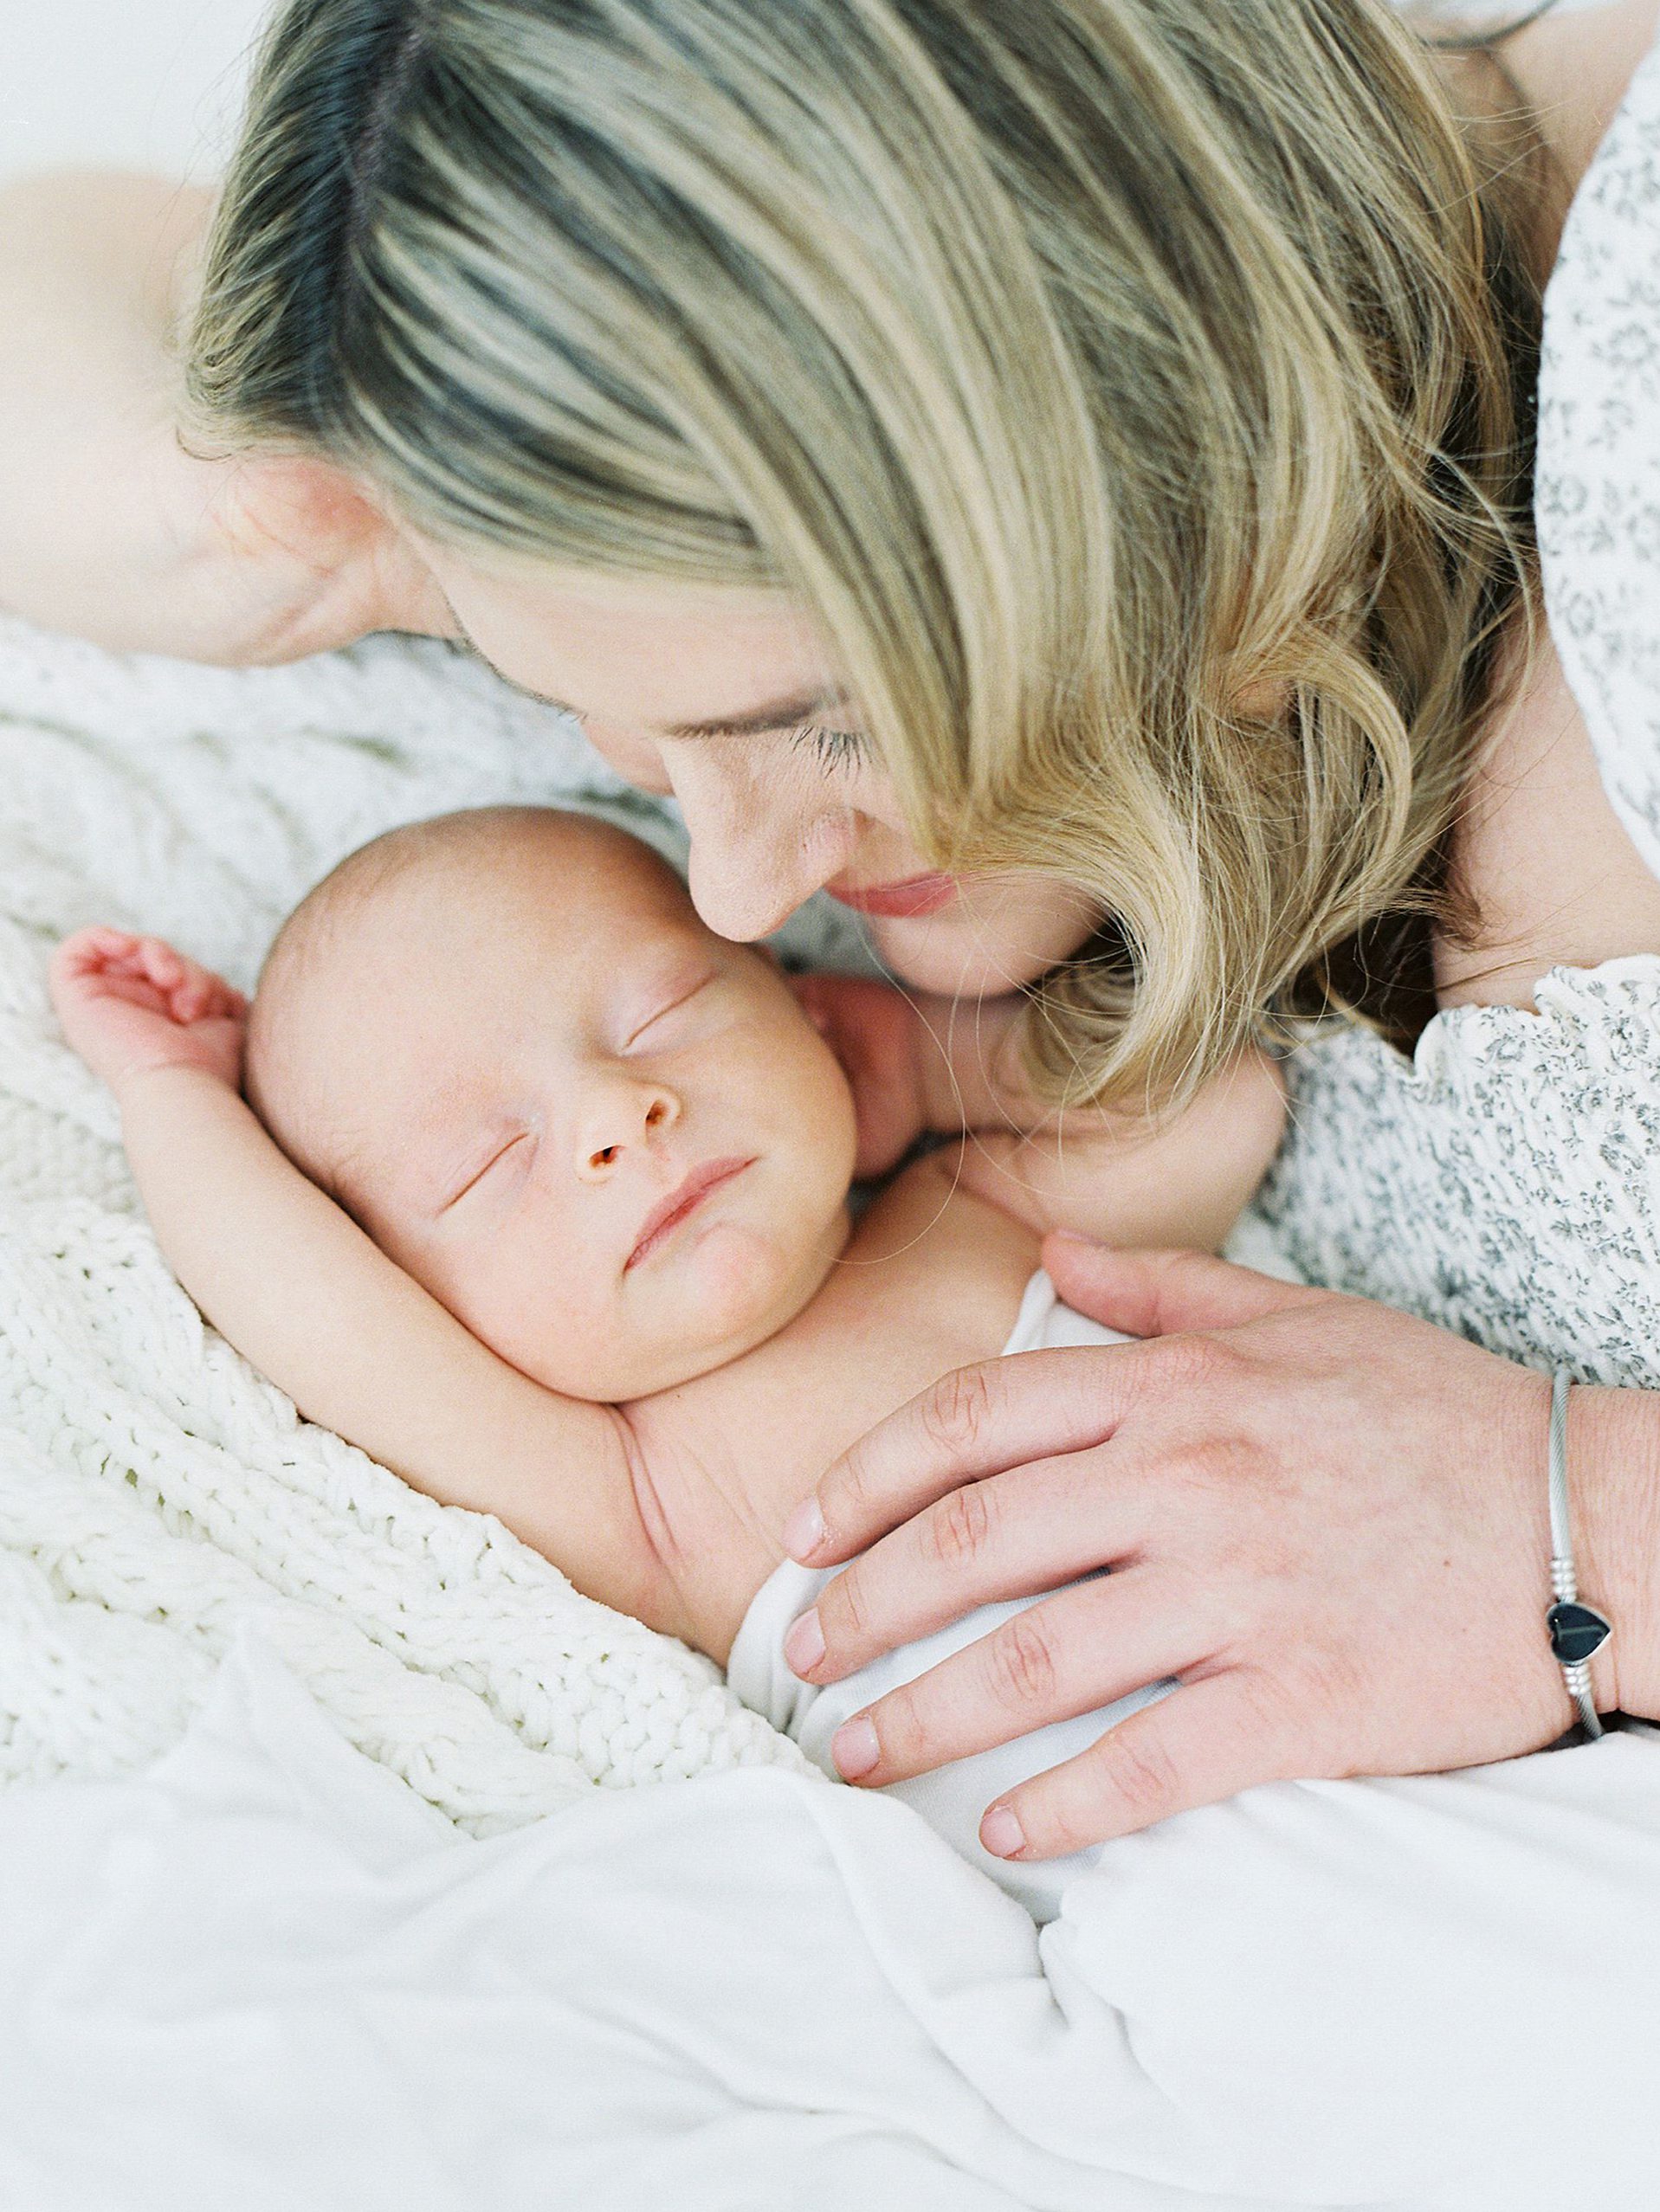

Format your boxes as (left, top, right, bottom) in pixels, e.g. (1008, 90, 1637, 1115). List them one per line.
(1547, 1366, 1611, 1741)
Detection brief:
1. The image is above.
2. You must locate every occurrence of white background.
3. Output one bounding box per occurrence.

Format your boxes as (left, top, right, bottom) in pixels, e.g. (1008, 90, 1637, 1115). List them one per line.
(0, 0, 1610, 193)
(0, 0, 269, 188)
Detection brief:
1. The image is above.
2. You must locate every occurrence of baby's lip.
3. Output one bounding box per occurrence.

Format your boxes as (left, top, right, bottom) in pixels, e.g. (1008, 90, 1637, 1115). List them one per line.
(626, 1157, 755, 1271)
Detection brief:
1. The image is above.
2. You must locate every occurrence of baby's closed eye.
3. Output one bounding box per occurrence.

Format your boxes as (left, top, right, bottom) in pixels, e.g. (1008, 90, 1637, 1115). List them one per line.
(440, 1129, 534, 1212)
(623, 969, 716, 1051)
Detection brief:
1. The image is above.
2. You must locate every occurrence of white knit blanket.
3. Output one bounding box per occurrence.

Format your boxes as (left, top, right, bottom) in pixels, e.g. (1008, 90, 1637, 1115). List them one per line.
(0, 615, 876, 1832)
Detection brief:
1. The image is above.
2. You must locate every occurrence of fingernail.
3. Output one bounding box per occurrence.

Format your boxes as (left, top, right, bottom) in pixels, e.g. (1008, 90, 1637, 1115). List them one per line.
(981, 1804, 1026, 1858)
(782, 1609, 824, 1676)
(782, 1497, 824, 1560)
(831, 1716, 879, 1780)
(1047, 1230, 1101, 1250)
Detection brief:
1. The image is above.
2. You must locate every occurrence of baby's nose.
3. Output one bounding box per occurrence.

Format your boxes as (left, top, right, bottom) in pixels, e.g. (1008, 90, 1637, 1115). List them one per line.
(575, 1082, 680, 1179)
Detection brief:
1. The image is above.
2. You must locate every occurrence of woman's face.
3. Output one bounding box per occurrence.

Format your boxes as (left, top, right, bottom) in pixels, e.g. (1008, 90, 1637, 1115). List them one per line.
(417, 545, 1097, 995)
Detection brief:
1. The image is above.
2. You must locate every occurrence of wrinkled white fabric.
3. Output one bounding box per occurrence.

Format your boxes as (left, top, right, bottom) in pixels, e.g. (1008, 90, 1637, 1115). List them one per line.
(3, 1632, 1657, 2212)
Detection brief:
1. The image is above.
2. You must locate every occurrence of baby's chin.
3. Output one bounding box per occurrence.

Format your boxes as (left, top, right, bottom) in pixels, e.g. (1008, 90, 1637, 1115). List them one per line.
(530, 1212, 849, 1404)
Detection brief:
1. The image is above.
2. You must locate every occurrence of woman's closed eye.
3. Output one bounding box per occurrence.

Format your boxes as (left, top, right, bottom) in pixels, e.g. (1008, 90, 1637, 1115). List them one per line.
(791, 722, 868, 776)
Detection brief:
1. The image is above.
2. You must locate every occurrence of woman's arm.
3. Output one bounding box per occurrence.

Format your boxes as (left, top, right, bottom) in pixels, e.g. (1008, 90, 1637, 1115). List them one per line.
(946, 1048, 1287, 1254)
(0, 171, 449, 661)
(49, 931, 674, 1637)
(782, 1241, 1660, 1858)
(792, 971, 1287, 1250)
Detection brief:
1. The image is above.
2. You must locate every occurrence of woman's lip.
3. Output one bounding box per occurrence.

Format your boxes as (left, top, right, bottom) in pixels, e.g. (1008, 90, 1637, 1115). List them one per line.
(626, 1157, 754, 1270)
(824, 873, 959, 919)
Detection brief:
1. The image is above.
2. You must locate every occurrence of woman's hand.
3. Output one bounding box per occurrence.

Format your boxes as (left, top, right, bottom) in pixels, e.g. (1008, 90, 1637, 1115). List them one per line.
(51, 930, 247, 1095)
(137, 447, 458, 668)
(0, 171, 455, 664)
(781, 1238, 1653, 1861)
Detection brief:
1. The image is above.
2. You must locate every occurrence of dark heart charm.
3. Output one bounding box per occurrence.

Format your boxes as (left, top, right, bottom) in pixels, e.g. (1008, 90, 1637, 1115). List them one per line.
(1548, 1600, 1613, 1667)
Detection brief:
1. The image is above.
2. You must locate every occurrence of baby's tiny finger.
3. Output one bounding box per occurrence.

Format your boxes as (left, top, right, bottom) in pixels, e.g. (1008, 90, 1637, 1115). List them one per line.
(139, 938, 184, 987)
(83, 925, 138, 957)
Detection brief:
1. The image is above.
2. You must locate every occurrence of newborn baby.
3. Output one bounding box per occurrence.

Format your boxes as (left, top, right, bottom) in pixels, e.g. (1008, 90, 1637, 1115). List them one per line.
(52, 806, 1284, 1918)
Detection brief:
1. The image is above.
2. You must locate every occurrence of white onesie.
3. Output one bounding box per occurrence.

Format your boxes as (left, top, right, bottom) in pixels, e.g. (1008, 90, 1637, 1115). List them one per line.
(726, 1270, 1172, 1923)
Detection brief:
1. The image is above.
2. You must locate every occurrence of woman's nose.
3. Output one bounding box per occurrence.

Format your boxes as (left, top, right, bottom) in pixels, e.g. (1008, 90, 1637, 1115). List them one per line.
(574, 1080, 681, 1180)
(679, 794, 858, 942)
(685, 851, 800, 942)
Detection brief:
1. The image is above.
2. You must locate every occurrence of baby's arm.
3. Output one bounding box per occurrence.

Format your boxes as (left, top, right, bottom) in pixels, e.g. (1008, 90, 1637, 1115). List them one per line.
(49, 930, 678, 1637)
(796, 972, 1285, 1250)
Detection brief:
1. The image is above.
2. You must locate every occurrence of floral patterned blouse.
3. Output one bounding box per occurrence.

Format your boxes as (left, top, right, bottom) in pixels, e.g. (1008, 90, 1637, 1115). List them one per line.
(1239, 20, 1660, 1390)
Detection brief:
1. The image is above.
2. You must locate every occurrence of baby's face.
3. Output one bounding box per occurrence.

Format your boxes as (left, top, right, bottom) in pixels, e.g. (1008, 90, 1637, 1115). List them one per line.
(282, 821, 857, 1400)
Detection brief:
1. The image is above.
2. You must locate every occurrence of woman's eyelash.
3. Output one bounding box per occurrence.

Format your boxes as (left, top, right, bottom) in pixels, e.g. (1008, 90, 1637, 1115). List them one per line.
(791, 722, 868, 775)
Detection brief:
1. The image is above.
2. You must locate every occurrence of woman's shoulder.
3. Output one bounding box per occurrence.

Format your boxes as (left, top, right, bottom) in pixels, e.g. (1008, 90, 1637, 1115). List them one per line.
(1535, 8, 1660, 879)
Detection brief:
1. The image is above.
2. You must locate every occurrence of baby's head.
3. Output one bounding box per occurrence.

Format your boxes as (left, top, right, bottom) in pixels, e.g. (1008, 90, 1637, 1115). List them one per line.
(245, 807, 856, 1400)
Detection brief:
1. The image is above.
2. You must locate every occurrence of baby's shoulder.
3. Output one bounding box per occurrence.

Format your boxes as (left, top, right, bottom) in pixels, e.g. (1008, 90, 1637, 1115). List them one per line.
(852, 1146, 1038, 1344)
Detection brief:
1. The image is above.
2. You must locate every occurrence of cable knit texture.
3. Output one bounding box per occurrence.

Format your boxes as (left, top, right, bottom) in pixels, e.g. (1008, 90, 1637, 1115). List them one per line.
(1243, 20, 1660, 1384)
(0, 617, 885, 1828)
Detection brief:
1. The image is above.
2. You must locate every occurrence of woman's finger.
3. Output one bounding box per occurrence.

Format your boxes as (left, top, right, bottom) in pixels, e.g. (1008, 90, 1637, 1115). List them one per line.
(980, 1669, 1294, 1859)
(788, 1339, 1170, 1565)
(1043, 1236, 1320, 1338)
(820, 1567, 1207, 1790)
(787, 1445, 1151, 1683)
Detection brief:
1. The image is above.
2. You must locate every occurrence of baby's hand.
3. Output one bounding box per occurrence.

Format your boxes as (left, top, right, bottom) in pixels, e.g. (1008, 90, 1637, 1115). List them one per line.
(50, 929, 247, 1095)
(791, 972, 931, 1177)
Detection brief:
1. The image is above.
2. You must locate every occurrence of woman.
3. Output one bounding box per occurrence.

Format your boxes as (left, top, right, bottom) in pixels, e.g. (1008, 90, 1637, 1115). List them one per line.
(2, 0, 1657, 1868)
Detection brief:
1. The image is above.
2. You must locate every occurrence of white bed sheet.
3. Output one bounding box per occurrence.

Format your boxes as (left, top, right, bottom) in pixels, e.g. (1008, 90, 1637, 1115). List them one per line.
(4, 1633, 1657, 2212)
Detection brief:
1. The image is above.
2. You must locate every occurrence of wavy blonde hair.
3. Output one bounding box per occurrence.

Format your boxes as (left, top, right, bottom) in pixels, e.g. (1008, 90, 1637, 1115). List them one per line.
(188, 0, 1554, 1110)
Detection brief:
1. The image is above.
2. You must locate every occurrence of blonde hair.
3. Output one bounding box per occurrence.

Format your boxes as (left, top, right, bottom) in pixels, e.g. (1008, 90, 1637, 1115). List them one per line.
(188, 0, 1554, 1110)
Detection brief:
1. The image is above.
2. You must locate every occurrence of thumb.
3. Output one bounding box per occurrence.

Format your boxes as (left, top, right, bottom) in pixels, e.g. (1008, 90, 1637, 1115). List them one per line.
(1042, 1235, 1320, 1338)
(786, 971, 834, 1034)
